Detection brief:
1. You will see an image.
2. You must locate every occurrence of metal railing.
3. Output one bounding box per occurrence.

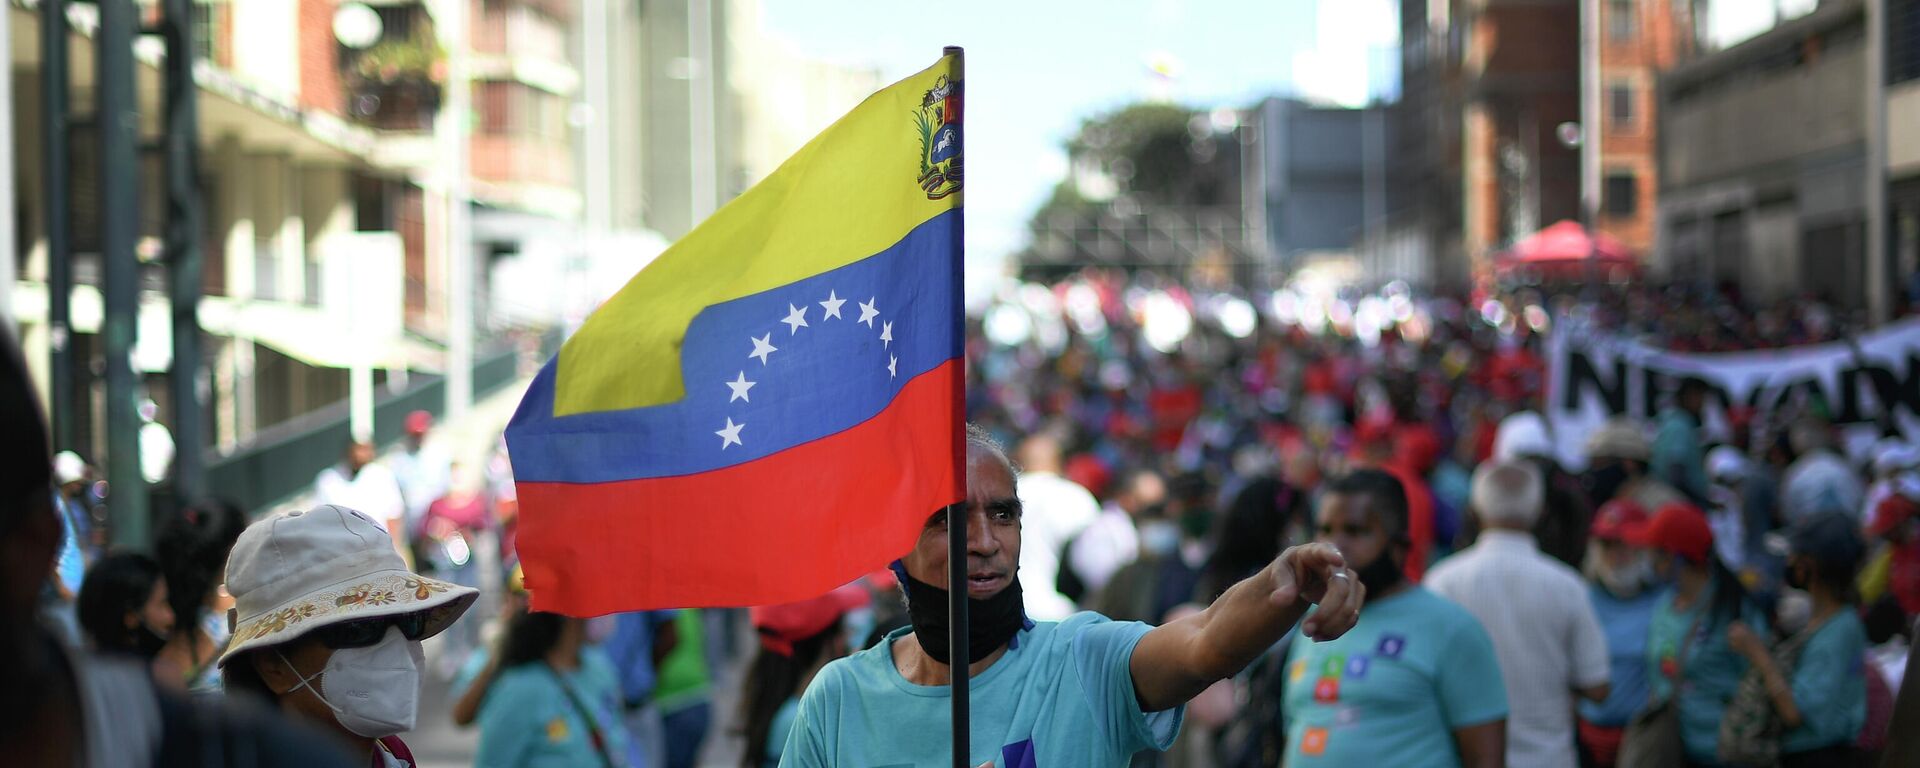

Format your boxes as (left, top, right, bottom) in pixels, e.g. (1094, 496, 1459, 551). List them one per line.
(146, 343, 524, 518)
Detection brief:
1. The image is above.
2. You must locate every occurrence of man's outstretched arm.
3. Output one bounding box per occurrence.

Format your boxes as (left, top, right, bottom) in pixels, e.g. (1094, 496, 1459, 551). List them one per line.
(1129, 543, 1363, 712)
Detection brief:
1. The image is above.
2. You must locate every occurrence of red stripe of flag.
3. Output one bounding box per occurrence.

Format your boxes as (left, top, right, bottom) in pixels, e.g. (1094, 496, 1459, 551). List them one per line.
(515, 361, 963, 615)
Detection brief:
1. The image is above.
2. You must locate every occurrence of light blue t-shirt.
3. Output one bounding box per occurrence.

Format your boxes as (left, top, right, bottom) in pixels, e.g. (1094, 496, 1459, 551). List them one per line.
(476, 647, 635, 768)
(778, 612, 1183, 767)
(1280, 587, 1507, 767)
(1579, 585, 1661, 727)
(765, 698, 799, 768)
(1646, 586, 1765, 764)
(1781, 611, 1867, 755)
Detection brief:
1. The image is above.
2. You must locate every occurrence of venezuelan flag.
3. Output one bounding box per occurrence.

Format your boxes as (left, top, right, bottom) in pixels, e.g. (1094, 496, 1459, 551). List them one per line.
(505, 52, 966, 615)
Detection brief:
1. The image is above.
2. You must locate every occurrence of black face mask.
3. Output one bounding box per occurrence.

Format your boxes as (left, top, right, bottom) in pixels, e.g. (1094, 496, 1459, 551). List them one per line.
(130, 623, 168, 659)
(1583, 463, 1631, 504)
(1354, 543, 1405, 596)
(894, 564, 1029, 666)
(1785, 561, 1812, 591)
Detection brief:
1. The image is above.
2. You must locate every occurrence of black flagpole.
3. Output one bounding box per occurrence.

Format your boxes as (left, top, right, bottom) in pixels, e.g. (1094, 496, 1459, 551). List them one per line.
(943, 44, 969, 768)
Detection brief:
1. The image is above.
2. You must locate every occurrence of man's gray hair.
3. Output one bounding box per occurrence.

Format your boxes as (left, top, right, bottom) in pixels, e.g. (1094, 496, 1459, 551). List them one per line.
(967, 422, 1018, 477)
(1471, 459, 1544, 528)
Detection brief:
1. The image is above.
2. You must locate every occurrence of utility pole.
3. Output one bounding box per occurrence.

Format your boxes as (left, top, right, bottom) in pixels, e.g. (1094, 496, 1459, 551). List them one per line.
(99, 0, 147, 549)
(0, 0, 13, 334)
(1867, 0, 1890, 324)
(162, 0, 206, 499)
(688, 0, 717, 225)
(443, 0, 474, 420)
(44, 0, 74, 452)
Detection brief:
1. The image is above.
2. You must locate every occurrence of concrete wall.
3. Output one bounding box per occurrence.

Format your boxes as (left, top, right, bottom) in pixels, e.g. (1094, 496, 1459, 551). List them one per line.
(1662, 33, 1864, 190)
(1259, 99, 1379, 260)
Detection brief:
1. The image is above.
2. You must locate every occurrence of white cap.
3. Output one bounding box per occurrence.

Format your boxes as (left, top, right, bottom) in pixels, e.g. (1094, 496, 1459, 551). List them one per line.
(219, 505, 477, 667)
(1493, 411, 1554, 462)
(1707, 445, 1748, 481)
(53, 451, 85, 485)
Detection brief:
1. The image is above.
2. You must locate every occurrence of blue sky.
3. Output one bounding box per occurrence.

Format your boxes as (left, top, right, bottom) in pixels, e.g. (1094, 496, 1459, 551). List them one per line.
(758, 0, 1397, 288)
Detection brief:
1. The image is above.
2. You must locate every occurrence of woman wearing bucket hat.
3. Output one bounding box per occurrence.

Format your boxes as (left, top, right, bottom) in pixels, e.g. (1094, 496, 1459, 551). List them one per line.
(220, 504, 478, 765)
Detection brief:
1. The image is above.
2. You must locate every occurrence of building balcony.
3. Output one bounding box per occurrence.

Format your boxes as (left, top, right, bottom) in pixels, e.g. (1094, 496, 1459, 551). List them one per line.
(346, 76, 443, 133)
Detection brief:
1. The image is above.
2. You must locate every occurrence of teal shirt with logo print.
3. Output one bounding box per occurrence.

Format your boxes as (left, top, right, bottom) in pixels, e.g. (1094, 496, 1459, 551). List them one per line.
(1280, 587, 1507, 767)
(1645, 584, 1766, 764)
(777, 612, 1183, 768)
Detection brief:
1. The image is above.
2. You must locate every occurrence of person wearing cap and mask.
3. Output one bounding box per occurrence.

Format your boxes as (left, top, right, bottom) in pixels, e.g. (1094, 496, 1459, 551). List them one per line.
(1641, 502, 1767, 766)
(1582, 419, 1685, 517)
(220, 504, 480, 766)
(1781, 418, 1865, 526)
(1723, 512, 1869, 767)
(1574, 499, 1666, 764)
(778, 426, 1365, 767)
(474, 610, 632, 767)
(1427, 460, 1610, 768)
(1576, 500, 1662, 767)
(740, 586, 868, 768)
(0, 327, 353, 767)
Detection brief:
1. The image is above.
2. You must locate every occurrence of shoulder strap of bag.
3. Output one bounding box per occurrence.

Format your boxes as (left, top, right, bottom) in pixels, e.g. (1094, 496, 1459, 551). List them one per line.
(548, 663, 617, 768)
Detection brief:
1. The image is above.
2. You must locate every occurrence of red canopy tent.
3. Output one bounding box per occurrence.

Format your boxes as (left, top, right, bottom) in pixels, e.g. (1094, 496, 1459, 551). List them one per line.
(1494, 220, 1637, 277)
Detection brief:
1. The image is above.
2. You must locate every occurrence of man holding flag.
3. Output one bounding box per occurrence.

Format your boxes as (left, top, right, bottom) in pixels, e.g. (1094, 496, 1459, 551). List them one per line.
(503, 47, 1364, 767)
(776, 427, 1364, 766)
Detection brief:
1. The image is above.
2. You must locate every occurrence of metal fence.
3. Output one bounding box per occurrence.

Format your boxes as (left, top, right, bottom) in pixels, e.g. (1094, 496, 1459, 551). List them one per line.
(150, 343, 526, 518)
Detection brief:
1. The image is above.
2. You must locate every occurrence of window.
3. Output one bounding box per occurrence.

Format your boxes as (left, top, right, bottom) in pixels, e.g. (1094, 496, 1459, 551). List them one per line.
(1609, 0, 1635, 40)
(1609, 83, 1635, 127)
(1605, 173, 1639, 216)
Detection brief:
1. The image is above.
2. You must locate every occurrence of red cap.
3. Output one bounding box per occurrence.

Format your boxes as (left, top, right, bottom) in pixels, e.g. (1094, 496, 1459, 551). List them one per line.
(1064, 454, 1111, 499)
(1590, 498, 1650, 542)
(1869, 494, 1918, 538)
(749, 584, 869, 657)
(405, 410, 433, 435)
(1637, 503, 1714, 564)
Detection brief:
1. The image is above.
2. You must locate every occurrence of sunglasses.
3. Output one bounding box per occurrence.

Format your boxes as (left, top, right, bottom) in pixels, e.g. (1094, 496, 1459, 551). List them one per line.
(311, 612, 431, 649)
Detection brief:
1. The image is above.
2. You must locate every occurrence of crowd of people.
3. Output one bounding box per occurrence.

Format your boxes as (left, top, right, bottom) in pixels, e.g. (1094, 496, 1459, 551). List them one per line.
(15, 267, 1920, 768)
(954, 269, 1920, 766)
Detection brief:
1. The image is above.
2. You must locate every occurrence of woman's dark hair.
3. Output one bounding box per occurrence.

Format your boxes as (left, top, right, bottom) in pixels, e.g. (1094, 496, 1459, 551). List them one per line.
(738, 618, 841, 768)
(1198, 477, 1302, 601)
(76, 552, 165, 656)
(221, 649, 278, 702)
(155, 499, 247, 641)
(1703, 554, 1756, 630)
(499, 611, 569, 669)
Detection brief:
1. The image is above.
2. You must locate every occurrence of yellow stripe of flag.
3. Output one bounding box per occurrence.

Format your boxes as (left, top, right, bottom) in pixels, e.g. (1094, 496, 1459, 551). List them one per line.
(555, 53, 962, 417)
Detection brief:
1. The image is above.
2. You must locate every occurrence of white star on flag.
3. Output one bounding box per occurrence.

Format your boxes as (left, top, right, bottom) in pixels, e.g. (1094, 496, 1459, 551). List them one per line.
(749, 334, 778, 365)
(880, 321, 892, 348)
(858, 297, 879, 327)
(820, 291, 846, 320)
(715, 417, 745, 449)
(888, 355, 897, 378)
(727, 371, 755, 403)
(782, 304, 809, 334)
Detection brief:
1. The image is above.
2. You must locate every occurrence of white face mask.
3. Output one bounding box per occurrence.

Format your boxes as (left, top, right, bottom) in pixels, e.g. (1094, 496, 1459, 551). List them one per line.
(281, 626, 423, 738)
(1599, 552, 1652, 598)
(1139, 521, 1181, 557)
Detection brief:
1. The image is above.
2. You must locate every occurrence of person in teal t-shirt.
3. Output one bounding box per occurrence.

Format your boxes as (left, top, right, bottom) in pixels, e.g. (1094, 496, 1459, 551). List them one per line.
(1640, 502, 1765, 766)
(1725, 511, 1868, 767)
(476, 611, 634, 767)
(1281, 469, 1507, 767)
(779, 428, 1366, 768)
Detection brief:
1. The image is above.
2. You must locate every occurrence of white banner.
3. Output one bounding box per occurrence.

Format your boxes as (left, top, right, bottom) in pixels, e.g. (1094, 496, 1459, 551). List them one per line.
(1545, 318, 1920, 470)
